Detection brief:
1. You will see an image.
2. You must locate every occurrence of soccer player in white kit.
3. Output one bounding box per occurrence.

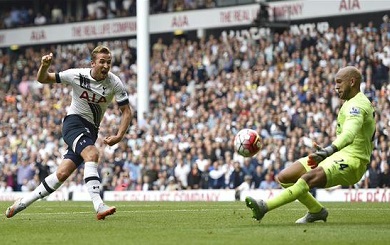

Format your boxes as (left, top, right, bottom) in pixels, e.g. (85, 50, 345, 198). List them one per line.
(6, 45, 133, 220)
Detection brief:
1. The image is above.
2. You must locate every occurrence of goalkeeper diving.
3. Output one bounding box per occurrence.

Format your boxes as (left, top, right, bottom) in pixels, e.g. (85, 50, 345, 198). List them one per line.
(245, 66, 376, 223)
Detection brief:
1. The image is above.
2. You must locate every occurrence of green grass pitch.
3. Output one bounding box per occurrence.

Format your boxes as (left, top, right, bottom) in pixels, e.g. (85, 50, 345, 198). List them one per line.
(1, 201, 389, 245)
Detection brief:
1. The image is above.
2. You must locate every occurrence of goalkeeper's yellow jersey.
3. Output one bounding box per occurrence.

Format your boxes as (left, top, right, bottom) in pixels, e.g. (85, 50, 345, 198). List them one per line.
(332, 92, 376, 163)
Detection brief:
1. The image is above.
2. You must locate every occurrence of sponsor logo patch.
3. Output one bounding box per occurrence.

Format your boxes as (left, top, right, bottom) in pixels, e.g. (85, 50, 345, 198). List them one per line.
(349, 107, 360, 116)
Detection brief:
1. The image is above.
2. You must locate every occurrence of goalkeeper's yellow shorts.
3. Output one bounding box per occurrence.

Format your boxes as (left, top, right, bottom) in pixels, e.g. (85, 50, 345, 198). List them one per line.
(299, 151, 368, 188)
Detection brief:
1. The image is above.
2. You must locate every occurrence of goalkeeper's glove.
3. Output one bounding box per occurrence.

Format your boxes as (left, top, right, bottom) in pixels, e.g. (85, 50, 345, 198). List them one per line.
(307, 144, 338, 169)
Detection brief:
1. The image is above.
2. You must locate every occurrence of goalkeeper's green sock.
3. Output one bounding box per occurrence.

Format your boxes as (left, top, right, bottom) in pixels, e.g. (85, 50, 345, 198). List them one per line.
(280, 182, 323, 213)
(266, 178, 310, 211)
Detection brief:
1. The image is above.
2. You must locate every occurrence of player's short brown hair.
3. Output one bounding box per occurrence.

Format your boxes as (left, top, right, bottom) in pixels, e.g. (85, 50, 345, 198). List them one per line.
(91, 45, 111, 61)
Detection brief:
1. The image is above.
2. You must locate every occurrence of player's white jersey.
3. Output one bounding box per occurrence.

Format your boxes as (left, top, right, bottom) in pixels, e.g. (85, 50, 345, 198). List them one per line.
(56, 68, 129, 128)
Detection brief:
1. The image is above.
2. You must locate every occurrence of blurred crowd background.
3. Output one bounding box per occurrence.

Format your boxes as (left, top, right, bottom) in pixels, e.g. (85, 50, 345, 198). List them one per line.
(0, 0, 218, 29)
(0, 1, 389, 197)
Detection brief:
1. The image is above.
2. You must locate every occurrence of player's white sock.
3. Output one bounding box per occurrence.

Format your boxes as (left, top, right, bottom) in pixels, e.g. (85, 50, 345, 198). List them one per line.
(84, 161, 103, 211)
(23, 173, 63, 206)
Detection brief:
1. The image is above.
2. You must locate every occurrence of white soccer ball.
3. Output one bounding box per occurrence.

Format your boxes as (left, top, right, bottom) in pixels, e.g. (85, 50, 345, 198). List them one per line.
(234, 128, 262, 157)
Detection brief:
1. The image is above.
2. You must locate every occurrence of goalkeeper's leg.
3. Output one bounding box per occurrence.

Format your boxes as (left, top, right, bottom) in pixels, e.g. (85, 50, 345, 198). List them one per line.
(246, 178, 311, 221)
(278, 180, 329, 224)
(279, 182, 323, 213)
(268, 159, 329, 223)
(275, 159, 323, 213)
(246, 159, 329, 222)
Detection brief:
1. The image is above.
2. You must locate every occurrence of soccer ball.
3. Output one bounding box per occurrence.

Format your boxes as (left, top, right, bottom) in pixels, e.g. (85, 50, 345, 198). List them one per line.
(234, 128, 262, 157)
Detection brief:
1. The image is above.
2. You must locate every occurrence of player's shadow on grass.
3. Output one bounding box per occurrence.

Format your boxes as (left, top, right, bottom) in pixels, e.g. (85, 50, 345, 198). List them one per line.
(243, 221, 329, 227)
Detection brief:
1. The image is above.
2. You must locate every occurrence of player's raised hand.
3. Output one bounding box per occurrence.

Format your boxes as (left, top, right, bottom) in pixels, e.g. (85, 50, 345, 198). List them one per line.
(103, 135, 122, 146)
(308, 143, 338, 169)
(41, 53, 53, 67)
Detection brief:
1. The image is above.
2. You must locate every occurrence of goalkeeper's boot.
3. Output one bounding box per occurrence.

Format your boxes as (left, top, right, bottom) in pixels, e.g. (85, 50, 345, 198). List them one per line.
(96, 203, 116, 220)
(5, 198, 26, 218)
(245, 196, 268, 221)
(295, 208, 328, 224)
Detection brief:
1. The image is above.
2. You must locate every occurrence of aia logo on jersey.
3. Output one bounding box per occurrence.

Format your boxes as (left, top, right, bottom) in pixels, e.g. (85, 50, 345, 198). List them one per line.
(349, 107, 360, 116)
(80, 91, 107, 103)
(78, 74, 107, 103)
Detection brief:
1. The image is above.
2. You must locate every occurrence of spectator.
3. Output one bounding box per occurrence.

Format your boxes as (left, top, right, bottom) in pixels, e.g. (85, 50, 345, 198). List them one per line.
(242, 158, 255, 176)
(364, 160, 382, 188)
(34, 13, 47, 25)
(35, 155, 51, 182)
(100, 162, 114, 191)
(174, 156, 191, 189)
(199, 163, 211, 189)
(113, 172, 130, 191)
(141, 175, 153, 191)
(379, 163, 390, 188)
(166, 176, 180, 191)
(142, 162, 159, 187)
(154, 170, 168, 190)
(15, 157, 35, 191)
(205, 0, 215, 8)
(86, 0, 98, 20)
(123, 0, 137, 16)
(365, 21, 378, 33)
(187, 163, 202, 189)
(4, 167, 17, 191)
(235, 175, 252, 201)
(208, 160, 225, 189)
(229, 162, 245, 189)
(0, 180, 13, 192)
(259, 173, 279, 189)
(51, 5, 63, 24)
(68, 174, 85, 200)
(252, 165, 265, 189)
(380, 15, 390, 39)
(9, 7, 21, 27)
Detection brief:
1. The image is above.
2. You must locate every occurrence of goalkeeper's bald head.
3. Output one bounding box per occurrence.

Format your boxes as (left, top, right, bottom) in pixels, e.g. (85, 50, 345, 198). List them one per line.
(337, 66, 362, 87)
(335, 66, 362, 100)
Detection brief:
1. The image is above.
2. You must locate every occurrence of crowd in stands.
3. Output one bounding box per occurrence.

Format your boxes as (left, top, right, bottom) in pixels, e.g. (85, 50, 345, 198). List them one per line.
(0, 16, 389, 196)
(0, 0, 219, 29)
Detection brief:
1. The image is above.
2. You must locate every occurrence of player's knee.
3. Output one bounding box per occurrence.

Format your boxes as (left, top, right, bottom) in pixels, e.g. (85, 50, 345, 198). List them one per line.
(276, 175, 293, 188)
(56, 158, 78, 182)
(80, 145, 99, 162)
(278, 180, 294, 188)
(75, 136, 99, 161)
(278, 160, 307, 184)
(301, 168, 327, 188)
(56, 168, 72, 182)
(276, 169, 291, 184)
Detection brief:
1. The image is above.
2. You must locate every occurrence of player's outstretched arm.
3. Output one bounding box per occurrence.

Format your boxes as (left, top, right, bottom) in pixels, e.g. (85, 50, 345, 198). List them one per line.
(37, 53, 56, 83)
(103, 104, 133, 146)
